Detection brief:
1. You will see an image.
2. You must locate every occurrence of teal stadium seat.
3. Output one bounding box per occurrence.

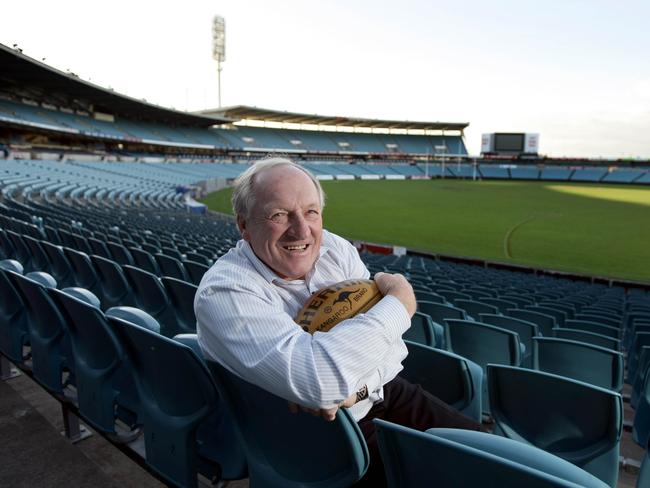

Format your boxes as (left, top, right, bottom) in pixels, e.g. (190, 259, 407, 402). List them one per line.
(488, 365, 622, 486)
(107, 312, 246, 487)
(374, 420, 609, 488)
(533, 337, 624, 392)
(401, 340, 482, 422)
(205, 359, 369, 488)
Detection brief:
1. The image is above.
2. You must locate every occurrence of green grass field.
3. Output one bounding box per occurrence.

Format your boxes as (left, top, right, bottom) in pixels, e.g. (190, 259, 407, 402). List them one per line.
(201, 180, 650, 283)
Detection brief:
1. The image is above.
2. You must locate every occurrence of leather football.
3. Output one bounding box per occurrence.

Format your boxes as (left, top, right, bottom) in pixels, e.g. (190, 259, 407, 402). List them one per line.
(295, 279, 383, 334)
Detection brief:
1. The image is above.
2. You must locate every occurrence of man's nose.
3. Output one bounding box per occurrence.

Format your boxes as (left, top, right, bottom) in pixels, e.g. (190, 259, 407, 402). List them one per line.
(287, 213, 310, 239)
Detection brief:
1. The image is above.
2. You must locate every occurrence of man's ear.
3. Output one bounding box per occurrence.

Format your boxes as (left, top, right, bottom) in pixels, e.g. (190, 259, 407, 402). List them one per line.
(237, 214, 250, 241)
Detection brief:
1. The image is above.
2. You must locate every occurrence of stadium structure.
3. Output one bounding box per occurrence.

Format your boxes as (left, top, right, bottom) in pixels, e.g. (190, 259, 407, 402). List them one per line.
(1, 42, 649, 488)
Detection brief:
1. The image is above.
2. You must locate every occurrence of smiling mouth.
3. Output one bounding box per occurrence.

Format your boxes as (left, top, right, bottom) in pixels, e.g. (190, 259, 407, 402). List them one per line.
(283, 244, 309, 251)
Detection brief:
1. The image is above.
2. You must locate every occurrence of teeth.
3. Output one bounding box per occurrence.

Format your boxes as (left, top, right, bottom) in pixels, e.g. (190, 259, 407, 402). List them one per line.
(285, 244, 307, 250)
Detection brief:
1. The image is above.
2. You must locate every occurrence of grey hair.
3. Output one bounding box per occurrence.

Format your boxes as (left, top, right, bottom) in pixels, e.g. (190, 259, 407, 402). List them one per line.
(231, 157, 326, 218)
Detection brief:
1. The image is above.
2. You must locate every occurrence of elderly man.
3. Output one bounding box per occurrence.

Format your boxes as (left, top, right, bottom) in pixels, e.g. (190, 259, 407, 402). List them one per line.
(195, 157, 480, 486)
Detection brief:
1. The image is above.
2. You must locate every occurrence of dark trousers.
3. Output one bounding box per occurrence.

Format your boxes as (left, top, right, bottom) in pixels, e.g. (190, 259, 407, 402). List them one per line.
(355, 376, 482, 487)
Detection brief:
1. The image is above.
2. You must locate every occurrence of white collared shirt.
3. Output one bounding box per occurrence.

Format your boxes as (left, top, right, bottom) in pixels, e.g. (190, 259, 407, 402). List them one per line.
(195, 229, 410, 421)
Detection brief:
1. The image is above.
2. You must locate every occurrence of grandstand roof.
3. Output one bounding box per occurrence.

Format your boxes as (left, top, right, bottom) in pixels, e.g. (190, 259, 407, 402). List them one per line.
(0, 43, 230, 127)
(200, 105, 469, 132)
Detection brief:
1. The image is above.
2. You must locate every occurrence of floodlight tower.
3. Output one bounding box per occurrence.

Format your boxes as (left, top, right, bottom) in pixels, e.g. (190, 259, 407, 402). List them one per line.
(212, 15, 226, 108)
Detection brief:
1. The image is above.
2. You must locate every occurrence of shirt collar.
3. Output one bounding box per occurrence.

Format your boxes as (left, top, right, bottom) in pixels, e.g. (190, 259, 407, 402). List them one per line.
(239, 235, 332, 285)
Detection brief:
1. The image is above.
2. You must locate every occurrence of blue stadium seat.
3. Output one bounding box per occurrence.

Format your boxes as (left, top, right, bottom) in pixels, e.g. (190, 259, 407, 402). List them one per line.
(506, 308, 556, 337)
(374, 420, 609, 488)
(445, 319, 522, 414)
(479, 313, 539, 368)
(184, 260, 209, 286)
(40, 240, 75, 288)
(405, 311, 438, 347)
(401, 340, 482, 422)
(554, 328, 621, 351)
(161, 276, 198, 334)
(107, 313, 246, 487)
(50, 289, 143, 436)
(488, 365, 622, 487)
(533, 337, 623, 392)
(90, 255, 135, 309)
(155, 253, 190, 281)
(205, 358, 369, 488)
(0, 267, 30, 364)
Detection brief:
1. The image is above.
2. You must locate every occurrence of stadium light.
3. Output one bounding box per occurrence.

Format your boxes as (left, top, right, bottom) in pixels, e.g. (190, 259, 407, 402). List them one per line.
(212, 15, 226, 107)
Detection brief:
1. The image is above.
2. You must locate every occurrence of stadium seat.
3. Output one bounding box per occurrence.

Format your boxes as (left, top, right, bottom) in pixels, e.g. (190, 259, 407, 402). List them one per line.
(121, 265, 178, 337)
(562, 319, 620, 340)
(575, 313, 620, 329)
(554, 328, 620, 351)
(479, 297, 519, 314)
(374, 420, 609, 488)
(405, 311, 438, 347)
(50, 289, 143, 436)
(633, 361, 650, 448)
(417, 301, 467, 328)
(452, 299, 499, 320)
(87, 237, 113, 259)
(63, 247, 103, 299)
(39, 240, 75, 288)
(532, 337, 624, 392)
(445, 319, 522, 414)
(107, 313, 246, 487)
(488, 365, 622, 487)
(22, 235, 50, 273)
(106, 241, 134, 266)
(205, 358, 369, 488)
(0, 267, 30, 364)
(5, 230, 34, 272)
(154, 253, 190, 282)
(184, 260, 209, 285)
(506, 308, 556, 337)
(6, 271, 75, 395)
(414, 290, 445, 304)
(129, 247, 160, 276)
(479, 313, 539, 368)
(161, 276, 198, 334)
(526, 305, 567, 327)
(90, 255, 135, 309)
(401, 340, 482, 422)
(637, 437, 650, 488)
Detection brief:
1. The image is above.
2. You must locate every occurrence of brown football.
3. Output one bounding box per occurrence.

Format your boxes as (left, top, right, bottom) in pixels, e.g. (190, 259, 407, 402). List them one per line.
(295, 279, 383, 334)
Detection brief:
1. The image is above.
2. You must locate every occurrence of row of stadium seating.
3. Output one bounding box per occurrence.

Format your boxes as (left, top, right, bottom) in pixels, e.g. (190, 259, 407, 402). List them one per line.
(0, 98, 466, 155)
(1, 162, 649, 486)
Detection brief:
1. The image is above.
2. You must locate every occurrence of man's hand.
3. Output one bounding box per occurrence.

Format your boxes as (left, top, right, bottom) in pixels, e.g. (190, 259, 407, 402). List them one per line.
(374, 272, 417, 317)
(287, 389, 360, 422)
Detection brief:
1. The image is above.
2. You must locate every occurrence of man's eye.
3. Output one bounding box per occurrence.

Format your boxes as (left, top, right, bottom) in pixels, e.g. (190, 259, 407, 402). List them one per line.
(306, 209, 320, 219)
(269, 213, 288, 223)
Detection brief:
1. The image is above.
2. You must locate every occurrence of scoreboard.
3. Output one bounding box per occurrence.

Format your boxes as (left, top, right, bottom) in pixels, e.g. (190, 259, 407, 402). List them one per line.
(481, 133, 539, 156)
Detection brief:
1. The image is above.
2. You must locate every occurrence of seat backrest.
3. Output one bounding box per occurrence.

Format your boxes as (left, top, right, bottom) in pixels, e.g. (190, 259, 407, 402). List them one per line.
(0, 268, 29, 363)
(129, 247, 160, 276)
(22, 235, 50, 272)
(183, 260, 209, 286)
(122, 265, 177, 337)
(90, 255, 134, 309)
(453, 299, 499, 320)
(418, 301, 466, 326)
(414, 290, 445, 304)
(563, 319, 620, 340)
(402, 340, 482, 422)
(40, 240, 74, 288)
(108, 316, 244, 487)
(554, 328, 620, 351)
(406, 311, 437, 347)
(527, 305, 567, 327)
(63, 247, 101, 297)
(488, 364, 622, 487)
(479, 297, 519, 314)
(575, 313, 619, 329)
(205, 358, 369, 488)
(161, 276, 198, 334)
(374, 420, 609, 488)
(5, 230, 32, 271)
(106, 241, 134, 266)
(87, 237, 112, 259)
(533, 337, 623, 392)
(479, 313, 539, 368)
(50, 289, 140, 435)
(7, 272, 73, 394)
(155, 253, 189, 282)
(506, 309, 556, 337)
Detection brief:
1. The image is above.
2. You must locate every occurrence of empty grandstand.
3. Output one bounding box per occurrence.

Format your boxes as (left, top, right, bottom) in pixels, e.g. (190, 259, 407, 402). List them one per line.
(1, 39, 649, 488)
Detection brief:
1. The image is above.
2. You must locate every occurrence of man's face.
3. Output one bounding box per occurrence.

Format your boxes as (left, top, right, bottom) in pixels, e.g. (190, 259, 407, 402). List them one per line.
(237, 165, 323, 280)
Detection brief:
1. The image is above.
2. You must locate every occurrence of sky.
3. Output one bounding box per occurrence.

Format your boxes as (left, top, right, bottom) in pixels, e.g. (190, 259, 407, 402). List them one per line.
(2, 0, 649, 158)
